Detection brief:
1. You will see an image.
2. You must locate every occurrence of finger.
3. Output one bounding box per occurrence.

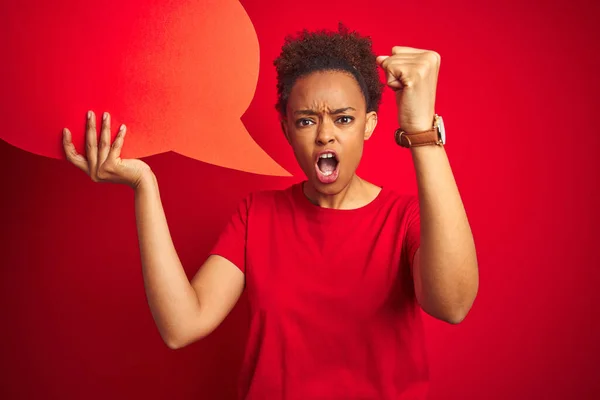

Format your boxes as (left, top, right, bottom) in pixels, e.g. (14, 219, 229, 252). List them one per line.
(377, 57, 405, 88)
(377, 56, 394, 82)
(383, 54, 422, 62)
(391, 46, 425, 55)
(107, 124, 127, 161)
(85, 110, 99, 178)
(388, 50, 441, 66)
(63, 128, 90, 175)
(98, 112, 111, 165)
(378, 55, 409, 72)
(380, 58, 424, 87)
(378, 54, 421, 72)
(376, 55, 389, 66)
(390, 63, 424, 90)
(387, 76, 404, 91)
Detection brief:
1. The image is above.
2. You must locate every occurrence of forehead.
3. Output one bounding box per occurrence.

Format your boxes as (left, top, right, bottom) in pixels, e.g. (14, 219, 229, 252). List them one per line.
(287, 70, 365, 112)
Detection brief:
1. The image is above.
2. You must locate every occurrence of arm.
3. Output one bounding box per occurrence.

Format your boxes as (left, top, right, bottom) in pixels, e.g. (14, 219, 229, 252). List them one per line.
(411, 145, 478, 324)
(135, 169, 245, 349)
(376, 48, 479, 324)
(64, 111, 244, 349)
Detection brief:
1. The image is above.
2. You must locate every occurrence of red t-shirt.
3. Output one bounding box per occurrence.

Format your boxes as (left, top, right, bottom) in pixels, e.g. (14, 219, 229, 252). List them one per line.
(209, 182, 428, 400)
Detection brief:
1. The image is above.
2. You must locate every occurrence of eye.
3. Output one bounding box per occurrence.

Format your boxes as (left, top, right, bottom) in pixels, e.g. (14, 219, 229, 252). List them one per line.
(296, 118, 315, 127)
(336, 116, 354, 124)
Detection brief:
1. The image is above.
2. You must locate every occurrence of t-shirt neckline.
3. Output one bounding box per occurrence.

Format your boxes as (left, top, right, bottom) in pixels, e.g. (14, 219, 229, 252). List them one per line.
(292, 181, 387, 216)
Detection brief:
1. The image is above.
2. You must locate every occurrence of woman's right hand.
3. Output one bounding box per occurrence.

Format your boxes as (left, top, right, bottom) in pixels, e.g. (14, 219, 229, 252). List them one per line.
(63, 111, 152, 190)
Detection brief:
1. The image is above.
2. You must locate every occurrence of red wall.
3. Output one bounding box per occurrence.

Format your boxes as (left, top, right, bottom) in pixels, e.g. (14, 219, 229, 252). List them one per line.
(1, 0, 599, 399)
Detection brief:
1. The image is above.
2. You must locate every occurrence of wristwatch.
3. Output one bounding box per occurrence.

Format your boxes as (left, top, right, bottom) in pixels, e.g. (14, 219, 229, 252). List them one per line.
(394, 114, 446, 148)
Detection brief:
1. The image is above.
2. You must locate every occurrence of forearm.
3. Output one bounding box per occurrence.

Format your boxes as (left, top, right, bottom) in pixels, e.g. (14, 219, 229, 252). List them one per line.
(411, 145, 479, 323)
(134, 171, 202, 347)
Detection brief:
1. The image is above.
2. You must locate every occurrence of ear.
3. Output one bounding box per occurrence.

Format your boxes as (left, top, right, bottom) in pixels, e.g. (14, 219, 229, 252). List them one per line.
(364, 111, 378, 141)
(281, 119, 291, 144)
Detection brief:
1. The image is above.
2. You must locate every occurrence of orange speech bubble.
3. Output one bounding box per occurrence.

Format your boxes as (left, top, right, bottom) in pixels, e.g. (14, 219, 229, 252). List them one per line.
(0, 0, 290, 177)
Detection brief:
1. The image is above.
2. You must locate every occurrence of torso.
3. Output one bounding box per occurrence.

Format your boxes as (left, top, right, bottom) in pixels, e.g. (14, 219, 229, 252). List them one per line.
(237, 182, 429, 400)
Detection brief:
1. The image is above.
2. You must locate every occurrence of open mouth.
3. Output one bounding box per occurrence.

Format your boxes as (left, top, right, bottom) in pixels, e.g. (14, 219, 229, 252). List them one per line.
(315, 151, 339, 184)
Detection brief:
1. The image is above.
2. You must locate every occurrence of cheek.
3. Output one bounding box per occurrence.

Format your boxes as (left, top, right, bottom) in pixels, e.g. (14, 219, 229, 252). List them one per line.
(340, 134, 365, 164)
(343, 148, 363, 174)
(289, 138, 314, 166)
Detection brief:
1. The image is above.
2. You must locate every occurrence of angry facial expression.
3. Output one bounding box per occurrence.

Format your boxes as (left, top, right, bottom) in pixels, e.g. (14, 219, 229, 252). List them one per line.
(282, 70, 377, 196)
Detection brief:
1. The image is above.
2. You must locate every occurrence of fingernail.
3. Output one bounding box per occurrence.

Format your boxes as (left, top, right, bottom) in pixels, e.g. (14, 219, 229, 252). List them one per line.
(87, 110, 92, 119)
(103, 112, 108, 121)
(120, 124, 126, 133)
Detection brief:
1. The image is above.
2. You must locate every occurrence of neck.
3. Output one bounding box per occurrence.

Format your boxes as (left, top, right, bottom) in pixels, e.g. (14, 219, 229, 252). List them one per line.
(303, 175, 379, 210)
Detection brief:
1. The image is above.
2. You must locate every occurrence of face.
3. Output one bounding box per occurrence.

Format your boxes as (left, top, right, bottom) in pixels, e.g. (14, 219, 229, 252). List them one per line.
(282, 70, 377, 195)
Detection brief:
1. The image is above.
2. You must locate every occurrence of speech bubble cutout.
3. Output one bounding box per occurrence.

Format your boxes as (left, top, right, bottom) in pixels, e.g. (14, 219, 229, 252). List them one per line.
(0, 0, 290, 177)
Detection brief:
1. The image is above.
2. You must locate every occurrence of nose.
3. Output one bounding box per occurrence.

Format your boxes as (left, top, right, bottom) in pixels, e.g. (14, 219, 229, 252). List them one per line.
(316, 120, 335, 145)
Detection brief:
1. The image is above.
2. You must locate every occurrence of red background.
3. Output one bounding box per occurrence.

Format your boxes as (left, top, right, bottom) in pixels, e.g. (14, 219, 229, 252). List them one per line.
(1, 0, 599, 399)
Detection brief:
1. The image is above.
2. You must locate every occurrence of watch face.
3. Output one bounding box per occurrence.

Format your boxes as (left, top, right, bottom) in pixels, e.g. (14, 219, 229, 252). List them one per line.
(437, 115, 446, 144)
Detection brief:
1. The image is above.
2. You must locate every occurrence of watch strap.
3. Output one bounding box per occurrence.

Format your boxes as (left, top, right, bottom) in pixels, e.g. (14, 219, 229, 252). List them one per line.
(394, 126, 442, 148)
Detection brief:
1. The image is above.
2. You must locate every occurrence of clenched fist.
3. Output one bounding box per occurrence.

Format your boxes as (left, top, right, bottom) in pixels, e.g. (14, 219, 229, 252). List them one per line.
(376, 47, 441, 133)
(63, 111, 151, 189)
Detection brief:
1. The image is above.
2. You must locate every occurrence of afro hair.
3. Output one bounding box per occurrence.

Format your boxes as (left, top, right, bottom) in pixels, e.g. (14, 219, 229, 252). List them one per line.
(273, 23, 384, 117)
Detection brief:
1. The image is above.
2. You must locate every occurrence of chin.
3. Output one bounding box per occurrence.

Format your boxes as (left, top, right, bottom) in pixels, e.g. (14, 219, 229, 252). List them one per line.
(307, 171, 351, 196)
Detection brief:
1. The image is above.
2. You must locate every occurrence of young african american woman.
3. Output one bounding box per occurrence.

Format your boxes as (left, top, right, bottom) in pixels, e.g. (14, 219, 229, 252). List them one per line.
(63, 25, 479, 400)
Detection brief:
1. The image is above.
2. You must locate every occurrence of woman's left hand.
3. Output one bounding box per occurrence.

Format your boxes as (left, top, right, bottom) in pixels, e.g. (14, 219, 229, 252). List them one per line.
(376, 47, 441, 133)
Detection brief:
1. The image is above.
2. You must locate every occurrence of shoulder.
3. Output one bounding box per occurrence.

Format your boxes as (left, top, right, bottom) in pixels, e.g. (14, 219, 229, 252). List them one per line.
(239, 183, 300, 212)
(372, 186, 420, 226)
(379, 186, 419, 211)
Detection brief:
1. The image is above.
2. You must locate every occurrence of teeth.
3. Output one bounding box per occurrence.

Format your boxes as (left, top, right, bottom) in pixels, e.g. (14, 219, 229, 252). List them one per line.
(319, 153, 335, 159)
(323, 170, 333, 176)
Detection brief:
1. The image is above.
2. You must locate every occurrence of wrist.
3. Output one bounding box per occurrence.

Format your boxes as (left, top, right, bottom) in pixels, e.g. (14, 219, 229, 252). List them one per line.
(399, 112, 436, 133)
(133, 168, 157, 192)
(400, 120, 434, 133)
(395, 114, 445, 149)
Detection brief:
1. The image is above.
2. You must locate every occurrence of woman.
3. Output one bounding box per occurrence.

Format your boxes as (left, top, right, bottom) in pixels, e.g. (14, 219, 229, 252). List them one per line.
(63, 25, 478, 400)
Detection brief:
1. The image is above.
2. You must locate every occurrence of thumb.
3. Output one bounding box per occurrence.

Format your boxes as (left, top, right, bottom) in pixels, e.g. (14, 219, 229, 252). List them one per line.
(375, 55, 389, 66)
(376, 55, 403, 90)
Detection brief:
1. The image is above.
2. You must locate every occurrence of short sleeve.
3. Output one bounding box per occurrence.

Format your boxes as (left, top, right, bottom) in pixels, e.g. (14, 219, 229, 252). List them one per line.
(208, 195, 250, 273)
(404, 196, 421, 270)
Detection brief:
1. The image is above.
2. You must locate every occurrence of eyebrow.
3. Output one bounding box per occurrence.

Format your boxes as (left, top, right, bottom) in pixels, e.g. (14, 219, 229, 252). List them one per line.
(293, 107, 356, 116)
